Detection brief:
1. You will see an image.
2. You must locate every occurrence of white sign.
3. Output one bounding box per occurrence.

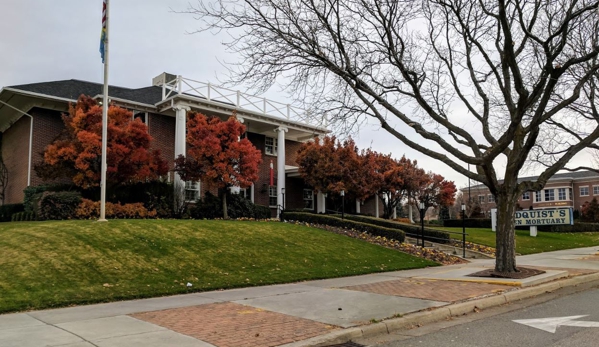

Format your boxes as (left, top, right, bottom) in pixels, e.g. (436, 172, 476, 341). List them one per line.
(514, 208, 573, 226)
(513, 315, 599, 333)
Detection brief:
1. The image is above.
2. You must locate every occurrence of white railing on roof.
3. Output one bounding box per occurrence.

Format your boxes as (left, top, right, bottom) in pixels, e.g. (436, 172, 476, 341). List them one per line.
(155, 74, 326, 129)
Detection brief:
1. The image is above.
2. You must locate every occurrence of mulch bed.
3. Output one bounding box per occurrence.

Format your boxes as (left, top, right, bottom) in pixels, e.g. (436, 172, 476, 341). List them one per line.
(467, 267, 546, 279)
(449, 239, 496, 257)
(291, 221, 468, 265)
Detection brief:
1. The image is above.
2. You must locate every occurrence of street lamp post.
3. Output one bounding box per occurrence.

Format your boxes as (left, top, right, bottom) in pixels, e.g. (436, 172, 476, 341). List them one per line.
(340, 190, 345, 220)
(461, 203, 466, 258)
(419, 202, 425, 247)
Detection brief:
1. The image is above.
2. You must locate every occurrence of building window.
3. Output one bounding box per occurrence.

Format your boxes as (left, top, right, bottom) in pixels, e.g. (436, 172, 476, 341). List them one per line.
(269, 185, 277, 207)
(132, 111, 147, 124)
(303, 189, 314, 209)
(535, 191, 542, 202)
(580, 186, 589, 196)
(239, 186, 252, 200)
(488, 194, 495, 203)
(558, 188, 567, 201)
(544, 189, 555, 201)
(265, 137, 278, 156)
(185, 181, 200, 202)
(522, 192, 530, 200)
(594, 186, 599, 195)
(478, 195, 485, 204)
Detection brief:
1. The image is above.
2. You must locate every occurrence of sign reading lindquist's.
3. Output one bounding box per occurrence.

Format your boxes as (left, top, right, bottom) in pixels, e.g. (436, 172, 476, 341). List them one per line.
(514, 208, 574, 226)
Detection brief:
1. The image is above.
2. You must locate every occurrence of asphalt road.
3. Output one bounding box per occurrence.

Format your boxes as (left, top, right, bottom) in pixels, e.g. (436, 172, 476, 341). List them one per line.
(359, 286, 599, 347)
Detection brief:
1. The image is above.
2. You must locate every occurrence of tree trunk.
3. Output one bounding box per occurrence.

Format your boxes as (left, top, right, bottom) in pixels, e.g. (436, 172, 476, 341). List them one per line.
(222, 191, 228, 219)
(494, 190, 519, 273)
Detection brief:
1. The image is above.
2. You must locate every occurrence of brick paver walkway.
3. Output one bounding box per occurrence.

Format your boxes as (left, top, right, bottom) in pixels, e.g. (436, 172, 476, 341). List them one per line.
(132, 302, 338, 347)
(344, 278, 511, 302)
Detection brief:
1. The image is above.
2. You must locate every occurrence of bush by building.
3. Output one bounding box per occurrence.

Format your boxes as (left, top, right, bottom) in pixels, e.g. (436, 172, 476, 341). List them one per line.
(443, 218, 492, 228)
(38, 191, 82, 220)
(0, 203, 24, 222)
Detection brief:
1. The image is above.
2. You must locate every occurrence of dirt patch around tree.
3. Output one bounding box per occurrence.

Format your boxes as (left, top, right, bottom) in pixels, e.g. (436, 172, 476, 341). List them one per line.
(467, 267, 546, 279)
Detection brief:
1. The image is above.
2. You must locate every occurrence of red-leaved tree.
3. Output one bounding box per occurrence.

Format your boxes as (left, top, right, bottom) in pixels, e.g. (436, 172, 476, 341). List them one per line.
(36, 95, 168, 189)
(416, 172, 457, 210)
(174, 112, 261, 219)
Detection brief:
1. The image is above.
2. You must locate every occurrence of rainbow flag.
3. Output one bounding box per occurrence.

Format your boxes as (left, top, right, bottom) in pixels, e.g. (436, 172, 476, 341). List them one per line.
(100, 0, 107, 63)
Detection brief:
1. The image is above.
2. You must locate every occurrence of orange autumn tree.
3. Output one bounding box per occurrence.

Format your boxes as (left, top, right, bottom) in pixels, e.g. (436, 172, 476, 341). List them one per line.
(36, 95, 168, 189)
(174, 112, 261, 219)
(416, 172, 458, 210)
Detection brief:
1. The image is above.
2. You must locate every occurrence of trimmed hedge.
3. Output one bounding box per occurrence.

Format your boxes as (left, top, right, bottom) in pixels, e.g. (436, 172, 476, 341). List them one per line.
(536, 222, 599, 233)
(0, 203, 24, 222)
(284, 212, 405, 243)
(24, 184, 74, 213)
(254, 205, 272, 219)
(342, 214, 450, 244)
(11, 211, 36, 222)
(444, 219, 492, 228)
(192, 192, 273, 220)
(38, 191, 82, 220)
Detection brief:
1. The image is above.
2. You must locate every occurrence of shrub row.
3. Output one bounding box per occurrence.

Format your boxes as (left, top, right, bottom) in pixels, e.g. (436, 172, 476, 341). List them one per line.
(0, 203, 24, 222)
(11, 211, 36, 222)
(343, 214, 450, 244)
(284, 212, 405, 243)
(536, 222, 599, 233)
(191, 192, 271, 220)
(443, 218, 492, 228)
(76, 199, 158, 219)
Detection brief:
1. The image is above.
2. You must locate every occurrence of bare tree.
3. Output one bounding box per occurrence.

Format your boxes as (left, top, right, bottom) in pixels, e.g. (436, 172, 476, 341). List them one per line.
(186, 0, 599, 274)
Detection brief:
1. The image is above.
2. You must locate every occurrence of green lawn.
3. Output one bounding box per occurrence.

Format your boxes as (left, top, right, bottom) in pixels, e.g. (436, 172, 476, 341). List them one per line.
(0, 220, 436, 313)
(435, 226, 599, 255)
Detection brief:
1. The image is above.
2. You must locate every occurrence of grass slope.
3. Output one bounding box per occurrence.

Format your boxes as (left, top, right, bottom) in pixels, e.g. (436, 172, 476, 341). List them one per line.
(438, 226, 599, 255)
(0, 220, 436, 313)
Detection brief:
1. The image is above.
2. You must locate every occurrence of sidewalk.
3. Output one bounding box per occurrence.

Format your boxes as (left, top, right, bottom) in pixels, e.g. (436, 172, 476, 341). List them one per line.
(2, 247, 599, 347)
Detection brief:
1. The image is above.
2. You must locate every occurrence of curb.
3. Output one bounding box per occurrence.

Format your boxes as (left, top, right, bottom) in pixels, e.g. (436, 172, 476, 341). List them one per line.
(280, 272, 599, 347)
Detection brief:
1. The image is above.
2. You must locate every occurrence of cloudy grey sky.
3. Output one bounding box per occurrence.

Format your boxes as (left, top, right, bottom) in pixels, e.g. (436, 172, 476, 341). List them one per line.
(3, 0, 589, 190)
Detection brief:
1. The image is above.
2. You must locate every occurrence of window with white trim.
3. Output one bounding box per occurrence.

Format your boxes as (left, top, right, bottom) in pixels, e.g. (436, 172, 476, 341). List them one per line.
(535, 191, 542, 202)
(558, 188, 567, 201)
(580, 186, 590, 196)
(132, 111, 147, 124)
(269, 185, 277, 207)
(478, 195, 485, 204)
(185, 181, 200, 202)
(544, 189, 555, 201)
(522, 192, 530, 200)
(488, 194, 495, 203)
(594, 186, 599, 195)
(265, 137, 278, 156)
(303, 189, 314, 209)
(239, 186, 252, 200)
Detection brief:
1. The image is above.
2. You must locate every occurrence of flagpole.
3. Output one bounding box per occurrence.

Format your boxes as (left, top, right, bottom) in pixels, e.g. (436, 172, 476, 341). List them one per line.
(99, 0, 109, 222)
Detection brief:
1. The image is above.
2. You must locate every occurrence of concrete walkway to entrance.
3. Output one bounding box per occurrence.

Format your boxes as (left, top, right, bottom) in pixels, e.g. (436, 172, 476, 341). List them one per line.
(2, 247, 599, 347)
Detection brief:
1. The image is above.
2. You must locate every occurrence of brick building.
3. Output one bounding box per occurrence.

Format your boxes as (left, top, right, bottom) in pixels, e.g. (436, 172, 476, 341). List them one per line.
(0, 73, 330, 216)
(463, 171, 599, 214)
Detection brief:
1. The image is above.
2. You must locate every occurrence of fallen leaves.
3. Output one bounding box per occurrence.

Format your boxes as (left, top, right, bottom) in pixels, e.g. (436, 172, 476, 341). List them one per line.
(294, 221, 467, 265)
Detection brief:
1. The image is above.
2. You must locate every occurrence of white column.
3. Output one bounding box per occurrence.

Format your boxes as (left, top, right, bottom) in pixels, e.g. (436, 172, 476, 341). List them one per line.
(375, 195, 379, 218)
(392, 205, 397, 219)
(275, 127, 288, 218)
(355, 199, 361, 214)
(174, 106, 189, 208)
(250, 183, 255, 203)
(409, 204, 414, 223)
(317, 191, 326, 213)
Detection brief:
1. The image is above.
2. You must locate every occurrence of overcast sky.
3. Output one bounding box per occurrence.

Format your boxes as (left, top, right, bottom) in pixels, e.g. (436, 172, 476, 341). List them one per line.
(2, 0, 591, 190)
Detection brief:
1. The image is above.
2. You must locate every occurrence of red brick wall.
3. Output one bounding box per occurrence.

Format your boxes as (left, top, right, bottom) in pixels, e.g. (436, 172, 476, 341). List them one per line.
(361, 195, 379, 217)
(148, 113, 175, 182)
(2, 116, 31, 204)
(246, 132, 306, 214)
(29, 108, 68, 187)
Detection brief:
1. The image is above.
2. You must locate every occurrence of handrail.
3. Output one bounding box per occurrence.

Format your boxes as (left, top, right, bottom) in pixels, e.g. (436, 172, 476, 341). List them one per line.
(158, 75, 326, 129)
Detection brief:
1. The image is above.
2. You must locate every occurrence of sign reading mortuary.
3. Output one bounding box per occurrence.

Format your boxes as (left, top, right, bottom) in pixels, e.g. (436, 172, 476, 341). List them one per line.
(514, 208, 573, 226)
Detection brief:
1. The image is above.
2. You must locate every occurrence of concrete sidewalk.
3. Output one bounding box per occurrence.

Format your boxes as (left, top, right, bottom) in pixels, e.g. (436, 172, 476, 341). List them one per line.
(2, 247, 599, 347)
